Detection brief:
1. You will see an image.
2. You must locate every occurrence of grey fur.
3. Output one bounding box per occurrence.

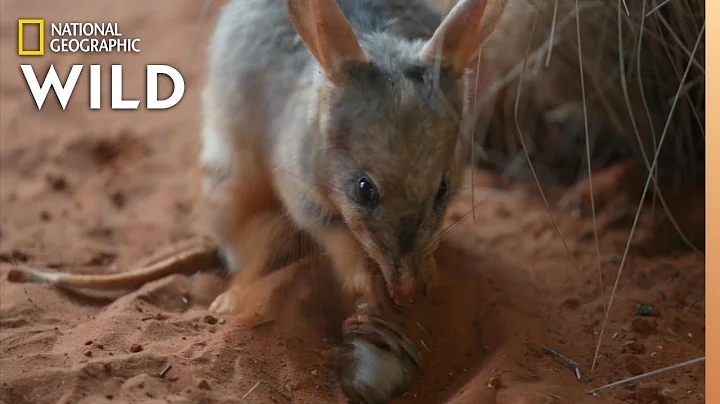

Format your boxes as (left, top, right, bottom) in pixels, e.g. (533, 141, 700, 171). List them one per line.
(202, 0, 475, 295)
(202, 0, 474, 290)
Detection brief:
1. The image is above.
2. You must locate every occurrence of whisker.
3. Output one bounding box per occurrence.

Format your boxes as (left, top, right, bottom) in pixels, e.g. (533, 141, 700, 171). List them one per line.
(424, 200, 485, 254)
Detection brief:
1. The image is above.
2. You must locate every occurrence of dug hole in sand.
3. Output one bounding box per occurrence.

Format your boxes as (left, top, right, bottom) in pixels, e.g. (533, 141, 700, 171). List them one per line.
(0, 1, 705, 403)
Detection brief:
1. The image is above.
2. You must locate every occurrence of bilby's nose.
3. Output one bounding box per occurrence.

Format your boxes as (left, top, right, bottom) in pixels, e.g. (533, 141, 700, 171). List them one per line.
(388, 280, 416, 306)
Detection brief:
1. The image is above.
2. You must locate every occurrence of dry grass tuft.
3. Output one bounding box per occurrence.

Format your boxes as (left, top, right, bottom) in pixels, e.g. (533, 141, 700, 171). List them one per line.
(470, 0, 705, 190)
(459, 0, 707, 377)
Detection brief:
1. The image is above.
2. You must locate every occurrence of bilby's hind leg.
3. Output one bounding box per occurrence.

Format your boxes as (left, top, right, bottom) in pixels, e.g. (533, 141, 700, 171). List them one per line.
(208, 210, 296, 315)
(200, 122, 287, 315)
(199, 117, 275, 272)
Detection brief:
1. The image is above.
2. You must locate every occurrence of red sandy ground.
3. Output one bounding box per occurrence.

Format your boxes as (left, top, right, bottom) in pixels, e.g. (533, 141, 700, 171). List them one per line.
(0, 1, 705, 403)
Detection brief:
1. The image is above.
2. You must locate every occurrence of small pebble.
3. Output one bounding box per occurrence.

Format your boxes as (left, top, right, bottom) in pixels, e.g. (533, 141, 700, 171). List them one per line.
(84, 340, 93, 346)
(635, 302, 654, 317)
(84, 350, 93, 357)
(197, 379, 211, 390)
(45, 174, 69, 191)
(487, 376, 502, 390)
(130, 344, 143, 353)
(203, 315, 217, 325)
(561, 297, 581, 309)
(628, 342, 646, 354)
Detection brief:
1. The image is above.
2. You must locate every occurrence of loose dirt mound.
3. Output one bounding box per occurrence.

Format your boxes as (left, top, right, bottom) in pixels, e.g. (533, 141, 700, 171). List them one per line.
(0, 1, 705, 403)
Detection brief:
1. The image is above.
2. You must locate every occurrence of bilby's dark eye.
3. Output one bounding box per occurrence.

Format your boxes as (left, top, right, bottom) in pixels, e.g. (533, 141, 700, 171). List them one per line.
(434, 171, 449, 207)
(357, 177, 379, 206)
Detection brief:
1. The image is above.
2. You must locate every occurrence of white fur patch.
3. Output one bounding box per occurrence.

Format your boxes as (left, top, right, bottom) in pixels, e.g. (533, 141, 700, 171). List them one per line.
(220, 243, 241, 274)
(200, 124, 233, 168)
(199, 124, 234, 194)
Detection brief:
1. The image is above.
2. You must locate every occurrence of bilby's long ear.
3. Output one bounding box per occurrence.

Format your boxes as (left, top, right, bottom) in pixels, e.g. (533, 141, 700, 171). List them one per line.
(286, 0, 366, 81)
(420, 0, 508, 73)
(431, 0, 460, 17)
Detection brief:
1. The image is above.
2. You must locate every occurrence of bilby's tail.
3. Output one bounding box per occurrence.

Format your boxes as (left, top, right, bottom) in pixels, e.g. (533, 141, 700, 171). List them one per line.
(6, 240, 221, 300)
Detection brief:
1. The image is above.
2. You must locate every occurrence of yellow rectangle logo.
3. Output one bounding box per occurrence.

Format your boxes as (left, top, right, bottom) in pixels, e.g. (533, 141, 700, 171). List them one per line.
(18, 19, 44, 56)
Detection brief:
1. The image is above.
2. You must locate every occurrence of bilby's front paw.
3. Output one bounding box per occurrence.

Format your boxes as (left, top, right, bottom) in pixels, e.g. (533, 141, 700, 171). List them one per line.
(341, 302, 379, 335)
(338, 303, 421, 404)
(209, 289, 241, 315)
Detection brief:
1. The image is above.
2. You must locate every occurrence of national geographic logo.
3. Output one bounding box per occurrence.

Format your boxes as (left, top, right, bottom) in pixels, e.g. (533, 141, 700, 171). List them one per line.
(17, 18, 185, 110)
(17, 19, 45, 56)
(18, 19, 141, 56)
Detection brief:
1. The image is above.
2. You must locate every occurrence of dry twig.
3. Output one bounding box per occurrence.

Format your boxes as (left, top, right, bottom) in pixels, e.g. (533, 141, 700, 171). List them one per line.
(242, 381, 262, 401)
(542, 346, 581, 380)
(585, 356, 705, 395)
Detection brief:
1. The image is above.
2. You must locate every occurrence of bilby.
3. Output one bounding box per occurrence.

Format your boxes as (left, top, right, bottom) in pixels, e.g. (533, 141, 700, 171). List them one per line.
(7, 0, 508, 318)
